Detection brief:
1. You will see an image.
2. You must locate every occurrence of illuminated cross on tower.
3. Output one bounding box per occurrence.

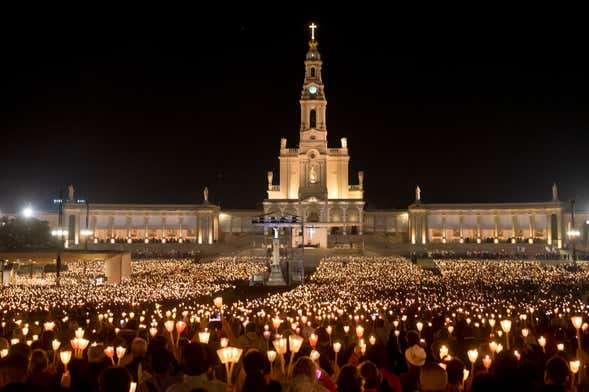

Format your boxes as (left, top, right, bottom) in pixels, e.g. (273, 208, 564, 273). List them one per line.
(309, 23, 317, 40)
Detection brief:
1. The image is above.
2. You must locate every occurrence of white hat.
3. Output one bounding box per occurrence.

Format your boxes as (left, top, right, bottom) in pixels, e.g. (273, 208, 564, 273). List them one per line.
(405, 344, 427, 367)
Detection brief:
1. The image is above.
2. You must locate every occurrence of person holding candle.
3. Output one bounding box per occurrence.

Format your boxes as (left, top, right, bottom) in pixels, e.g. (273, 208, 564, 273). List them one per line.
(541, 356, 571, 392)
(418, 363, 448, 392)
(239, 349, 281, 392)
(25, 349, 59, 391)
(167, 342, 225, 392)
(401, 330, 426, 392)
(289, 356, 330, 392)
(335, 364, 362, 392)
(357, 361, 383, 392)
(138, 346, 176, 392)
(0, 353, 28, 389)
(444, 358, 465, 392)
(123, 337, 148, 383)
(98, 366, 133, 392)
(87, 344, 109, 392)
(237, 323, 266, 353)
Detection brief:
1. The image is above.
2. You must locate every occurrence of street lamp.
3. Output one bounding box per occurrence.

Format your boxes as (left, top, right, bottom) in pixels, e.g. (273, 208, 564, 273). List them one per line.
(79, 199, 92, 250)
(21, 206, 33, 219)
(567, 199, 580, 264)
(52, 191, 67, 286)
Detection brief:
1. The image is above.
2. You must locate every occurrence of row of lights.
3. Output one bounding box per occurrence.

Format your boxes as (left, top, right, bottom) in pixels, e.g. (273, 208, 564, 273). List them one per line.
(443, 237, 536, 244)
(90, 237, 185, 244)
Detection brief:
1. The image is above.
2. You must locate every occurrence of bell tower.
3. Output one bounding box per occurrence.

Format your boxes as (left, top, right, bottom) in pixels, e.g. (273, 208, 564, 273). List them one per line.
(299, 22, 327, 153)
(298, 23, 328, 201)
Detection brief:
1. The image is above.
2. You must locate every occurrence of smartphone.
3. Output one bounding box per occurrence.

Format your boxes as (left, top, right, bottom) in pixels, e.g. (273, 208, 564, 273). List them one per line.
(315, 369, 322, 379)
(209, 313, 221, 322)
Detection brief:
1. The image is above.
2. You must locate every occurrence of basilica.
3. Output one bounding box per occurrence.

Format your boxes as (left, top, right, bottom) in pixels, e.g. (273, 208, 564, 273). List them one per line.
(12, 25, 588, 254)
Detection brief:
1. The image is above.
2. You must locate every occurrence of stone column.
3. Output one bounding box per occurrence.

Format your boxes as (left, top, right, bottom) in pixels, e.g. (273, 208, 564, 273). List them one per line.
(161, 216, 167, 241)
(213, 214, 219, 241)
(342, 206, 348, 235)
(546, 213, 552, 245)
(529, 214, 535, 241)
(557, 211, 563, 249)
(512, 215, 517, 240)
(476, 215, 481, 241)
(358, 208, 364, 235)
(144, 216, 149, 241)
(74, 214, 81, 245)
(421, 214, 427, 245)
(179, 217, 184, 240)
(194, 212, 202, 244)
(126, 216, 132, 241)
(208, 214, 213, 244)
(410, 214, 416, 245)
(109, 216, 115, 240)
(91, 216, 97, 241)
(459, 215, 464, 241)
(494, 215, 499, 239)
(442, 215, 447, 242)
(197, 214, 203, 244)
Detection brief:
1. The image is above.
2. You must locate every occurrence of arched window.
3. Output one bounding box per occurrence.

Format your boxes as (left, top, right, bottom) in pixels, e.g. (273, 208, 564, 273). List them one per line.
(310, 109, 316, 128)
(310, 67, 316, 77)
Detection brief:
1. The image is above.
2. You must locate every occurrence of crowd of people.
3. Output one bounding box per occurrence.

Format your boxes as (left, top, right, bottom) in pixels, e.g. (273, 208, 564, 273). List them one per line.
(1, 255, 589, 391)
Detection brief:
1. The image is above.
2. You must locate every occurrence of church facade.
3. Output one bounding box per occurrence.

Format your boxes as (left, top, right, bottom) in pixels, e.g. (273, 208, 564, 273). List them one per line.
(5, 25, 588, 253)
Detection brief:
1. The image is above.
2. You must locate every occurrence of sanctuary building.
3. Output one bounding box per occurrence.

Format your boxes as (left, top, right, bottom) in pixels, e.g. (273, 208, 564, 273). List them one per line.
(5, 25, 588, 254)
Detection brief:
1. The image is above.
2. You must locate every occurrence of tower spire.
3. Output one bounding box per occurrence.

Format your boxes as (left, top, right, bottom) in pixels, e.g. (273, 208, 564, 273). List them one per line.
(299, 22, 326, 135)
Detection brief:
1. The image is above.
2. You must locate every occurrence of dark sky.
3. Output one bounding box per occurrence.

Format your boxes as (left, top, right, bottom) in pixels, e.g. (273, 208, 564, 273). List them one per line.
(1, 8, 588, 212)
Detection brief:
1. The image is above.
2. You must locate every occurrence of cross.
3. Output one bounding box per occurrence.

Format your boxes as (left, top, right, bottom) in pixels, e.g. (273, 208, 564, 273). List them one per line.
(309, 23, 317, 40)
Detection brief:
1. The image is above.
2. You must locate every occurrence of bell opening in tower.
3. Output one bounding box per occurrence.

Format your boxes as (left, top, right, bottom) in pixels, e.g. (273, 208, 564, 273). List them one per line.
(310, 109, 316, 128)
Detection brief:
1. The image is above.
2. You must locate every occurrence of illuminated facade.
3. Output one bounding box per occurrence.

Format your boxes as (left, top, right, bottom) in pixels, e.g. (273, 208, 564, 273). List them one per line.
(406, 185, 567, 248)
(263, 29, 365, 247)
(3, 25, 588, 253)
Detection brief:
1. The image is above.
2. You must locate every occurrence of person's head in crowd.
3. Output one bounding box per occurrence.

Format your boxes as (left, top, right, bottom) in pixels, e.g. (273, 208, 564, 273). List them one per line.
(8, 343, 30, 361)
(27, 349, 48, 375)
(244, 322, 257, 339)
(291, 356, 318, 383)
(336, 364, 363, 392)
(0, 338, 8, 351)
(493, 350, 518, 383)
(69, 358, 91, 391)
(181, 342, 210, 376)
(39, 330, 55, 351)
(242, 349, 267, 392)
(406, 330, 420, 347)
(147, 335, 169, 353)
(418, 364, 448, 392)
(88, 344, 106, 364)
(471, 372, 499, 392)
(358, 361, 381, 390)
(366, 345, 387, 369)
(444, 357, 465, 390)
(149, 347, 172, 376)
(131, 337, 147, 358)
(0, 354, 28, 388)
(544, 355, 570, 387)
(405, 341, 426, 368)
(316, 327, 330, 349)
(98, 367, 132, 392)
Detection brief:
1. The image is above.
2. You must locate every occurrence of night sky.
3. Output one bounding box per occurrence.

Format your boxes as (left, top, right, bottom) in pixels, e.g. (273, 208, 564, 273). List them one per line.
(1, 9, 588, 212)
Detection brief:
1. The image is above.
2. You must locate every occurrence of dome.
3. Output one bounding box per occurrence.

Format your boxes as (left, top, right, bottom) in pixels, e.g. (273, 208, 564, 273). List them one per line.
(306, 40, 321, 61)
